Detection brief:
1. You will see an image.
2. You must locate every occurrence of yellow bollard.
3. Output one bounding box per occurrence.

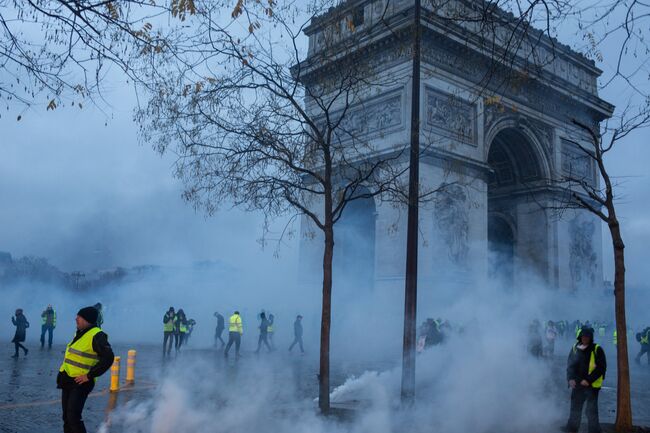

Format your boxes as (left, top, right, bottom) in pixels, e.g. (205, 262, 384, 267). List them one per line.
(126, 349, 136, 384)
(110, 356, 121, 392)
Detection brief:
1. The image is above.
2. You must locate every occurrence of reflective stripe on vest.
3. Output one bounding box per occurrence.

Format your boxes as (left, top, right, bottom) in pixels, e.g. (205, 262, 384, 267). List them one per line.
(164, 314, 175, 332)
(42, 310, 57, 326)
(229, 314, 242, 333)
(59, 327, 102, 378)
(642, 331, 649, 345)
(589, 344, 604, 388)
(572, 343, 604, 388)
(267, 325, 274, 333)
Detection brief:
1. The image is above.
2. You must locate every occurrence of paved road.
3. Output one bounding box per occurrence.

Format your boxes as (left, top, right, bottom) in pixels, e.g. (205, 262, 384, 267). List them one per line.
(0, 339, 648, 433)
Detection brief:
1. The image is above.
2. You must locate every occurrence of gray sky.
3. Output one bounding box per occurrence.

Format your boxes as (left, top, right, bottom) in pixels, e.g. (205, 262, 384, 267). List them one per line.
(0, 88, 298, 272)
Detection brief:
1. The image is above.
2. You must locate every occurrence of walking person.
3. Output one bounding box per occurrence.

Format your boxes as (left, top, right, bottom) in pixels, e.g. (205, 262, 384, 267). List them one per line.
(40, 304, 57, 349)
(163, 307, 175, 356)
(174, 309, 188, 352)
(267, 313, 276, 350)
(635, 326, 650, 365)
(255, 312, 272, 354)
(565, 326, 606, 433)
(186, 318, 196, 343)
(58, 306, 114, 433)
(11, 309, 29, 358)
(288, 315, 304, 354)
(545, 320, 558, 357)
(224, 311, 243, 358)
(528, 319, 543, 358)
(214, 311, 226, 348)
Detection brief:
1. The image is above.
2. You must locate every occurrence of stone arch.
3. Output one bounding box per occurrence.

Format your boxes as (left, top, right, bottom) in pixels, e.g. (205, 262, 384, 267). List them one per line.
(485, 116, 552, 182)
(333, 185, 377, 292)
(487, 124, 551, 286)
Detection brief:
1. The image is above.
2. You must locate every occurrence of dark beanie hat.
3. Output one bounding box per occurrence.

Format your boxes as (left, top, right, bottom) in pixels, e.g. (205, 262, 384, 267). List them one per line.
(77, 306, 99, 325)
(578, 326, 594, 340)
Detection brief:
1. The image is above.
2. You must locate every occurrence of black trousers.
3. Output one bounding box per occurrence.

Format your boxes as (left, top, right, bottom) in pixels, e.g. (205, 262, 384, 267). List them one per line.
(13, 342, 27, 356)
(163, 331, 174, 354)
(566, 386, 601, 433)
(636, 344, 650, 364)
(61, 381, 94, 433)
(224, 332, 241, 356)
(41, 325, 54, 348)
(215, 328, 225, 347)
(174, 332, 184, 350)
(289, 336, 304, 352)
(255, 333, 271, 353)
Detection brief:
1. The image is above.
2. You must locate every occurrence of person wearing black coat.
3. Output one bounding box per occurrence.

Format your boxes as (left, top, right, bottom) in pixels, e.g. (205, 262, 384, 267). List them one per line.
(288, 315, 304, 353)
(11, 308, 29, 358)
(565, 326, 607, 433)
(635, 327, 650, 365)
(214, 311, 225, 348)
(57, 306, 114, 433)
(255, 312, 272, 354)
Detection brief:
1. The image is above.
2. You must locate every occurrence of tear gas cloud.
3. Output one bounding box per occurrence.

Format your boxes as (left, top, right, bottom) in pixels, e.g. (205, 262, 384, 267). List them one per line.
(3, 235, 636, 433)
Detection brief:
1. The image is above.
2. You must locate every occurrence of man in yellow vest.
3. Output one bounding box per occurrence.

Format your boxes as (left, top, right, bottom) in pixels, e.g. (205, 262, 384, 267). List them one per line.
(224, 311, 243, 358)
(40, 304, 57, 349)
(162, 307, 175, 356)
(635, 326, 650, 365)
(565, 326, 606, 433)
(57, 306, 114, 433)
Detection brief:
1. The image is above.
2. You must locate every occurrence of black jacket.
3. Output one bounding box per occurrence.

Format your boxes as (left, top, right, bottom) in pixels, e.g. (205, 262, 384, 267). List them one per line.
(12, 314, 29, 342)
(567, 342, 607, 386)
(294, 320, 303, 337)
(215, 314, 225, 330)
(57, 326, 114, 388)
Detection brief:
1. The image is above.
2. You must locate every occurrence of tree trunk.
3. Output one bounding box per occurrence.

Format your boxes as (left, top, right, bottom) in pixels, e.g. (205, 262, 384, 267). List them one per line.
(610, 219, 633, 432)
(318, 222, 334, 414)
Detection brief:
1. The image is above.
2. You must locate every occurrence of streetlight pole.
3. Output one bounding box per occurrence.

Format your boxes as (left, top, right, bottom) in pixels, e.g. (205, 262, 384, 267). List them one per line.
(401, 0, 421, 404)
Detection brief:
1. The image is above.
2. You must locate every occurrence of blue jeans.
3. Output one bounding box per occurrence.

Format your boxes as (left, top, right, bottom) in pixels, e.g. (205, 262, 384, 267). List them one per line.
(41, 325, 54, 348)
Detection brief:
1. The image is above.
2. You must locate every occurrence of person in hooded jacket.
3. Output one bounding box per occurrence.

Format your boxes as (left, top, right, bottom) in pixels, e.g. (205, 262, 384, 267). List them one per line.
(565, 326, 606, 433)
(11, 308, 30, 358)
(163, 307, 176, 356)
(635, 326, 650, 365)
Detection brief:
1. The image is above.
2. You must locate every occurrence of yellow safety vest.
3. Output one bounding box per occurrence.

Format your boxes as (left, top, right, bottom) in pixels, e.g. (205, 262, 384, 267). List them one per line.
(641, 331, 649, 345)
(267, 324, 274, 333)
(613, 330, 618, 345)
(59, 327, 102, 380)
(42, 310, 57, 326)
(573, 343, 603, 388)
(179, 321, 188, 333)
(229, 314, 242, 334)
(163, 314, 175, 332)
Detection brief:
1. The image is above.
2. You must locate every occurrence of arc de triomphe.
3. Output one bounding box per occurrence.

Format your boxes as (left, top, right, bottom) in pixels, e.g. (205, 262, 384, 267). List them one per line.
(298, 0, 614, 300)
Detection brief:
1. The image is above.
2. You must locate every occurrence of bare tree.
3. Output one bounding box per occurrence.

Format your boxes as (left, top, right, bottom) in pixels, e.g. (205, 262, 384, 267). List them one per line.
(134, 1, 416, 413)
(561, 105, 650, 432)
(0, 0, 181, 115)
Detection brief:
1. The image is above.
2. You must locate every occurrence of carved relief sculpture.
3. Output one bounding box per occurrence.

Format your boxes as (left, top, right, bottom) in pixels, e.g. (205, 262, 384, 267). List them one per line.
(435, 184, 470, 264)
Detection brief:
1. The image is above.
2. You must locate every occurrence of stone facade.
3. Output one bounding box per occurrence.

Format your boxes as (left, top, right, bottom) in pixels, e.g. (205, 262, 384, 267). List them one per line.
(298, 0, 613, 297)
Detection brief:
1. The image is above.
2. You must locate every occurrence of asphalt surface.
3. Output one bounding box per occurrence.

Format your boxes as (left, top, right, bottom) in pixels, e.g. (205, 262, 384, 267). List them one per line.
(0, 337, 649, 433)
